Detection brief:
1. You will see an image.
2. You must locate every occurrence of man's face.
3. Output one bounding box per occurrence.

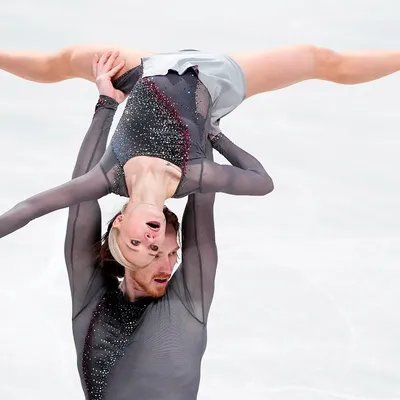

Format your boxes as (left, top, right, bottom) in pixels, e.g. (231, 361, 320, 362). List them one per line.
(131, 224, 179, 298)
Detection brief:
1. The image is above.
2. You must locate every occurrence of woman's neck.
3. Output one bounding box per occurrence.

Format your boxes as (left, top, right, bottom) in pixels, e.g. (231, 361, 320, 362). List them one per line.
(124, 156, 181, 202)
(129, 171, 167, 209)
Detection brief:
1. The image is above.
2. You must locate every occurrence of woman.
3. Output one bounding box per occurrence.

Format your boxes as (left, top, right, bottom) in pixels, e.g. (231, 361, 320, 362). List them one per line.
(0, 50, 274, 269)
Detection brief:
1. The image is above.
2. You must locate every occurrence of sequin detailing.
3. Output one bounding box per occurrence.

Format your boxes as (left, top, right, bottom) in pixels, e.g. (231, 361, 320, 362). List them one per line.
(109, 164, 128, 197)
(95, 95, 118, 112)
(209, 131, 223, 144)
(104, 66, 214, 198)
(143, 77, 191, 173)
(82, 290, 151, 400)
(111, 75, 191, 174)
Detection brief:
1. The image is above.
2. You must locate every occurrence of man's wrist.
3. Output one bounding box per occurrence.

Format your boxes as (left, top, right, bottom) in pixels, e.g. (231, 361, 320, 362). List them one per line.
(95, 95, 119, 111)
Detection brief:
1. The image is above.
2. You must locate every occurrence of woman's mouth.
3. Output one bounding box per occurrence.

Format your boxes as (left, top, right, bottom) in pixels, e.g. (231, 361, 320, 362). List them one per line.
(146, 221, 161, 231)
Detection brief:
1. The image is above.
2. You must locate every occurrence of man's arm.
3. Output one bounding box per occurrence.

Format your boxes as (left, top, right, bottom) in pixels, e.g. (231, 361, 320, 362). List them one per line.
(65, 51, 125, 315)
(172, 140, 217, 324)
(65, 94, 119, 316)
(0, 44, 149, 83)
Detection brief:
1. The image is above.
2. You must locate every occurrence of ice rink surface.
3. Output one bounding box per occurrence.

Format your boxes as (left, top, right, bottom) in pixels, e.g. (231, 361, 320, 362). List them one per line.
(1, 1, 400, 398)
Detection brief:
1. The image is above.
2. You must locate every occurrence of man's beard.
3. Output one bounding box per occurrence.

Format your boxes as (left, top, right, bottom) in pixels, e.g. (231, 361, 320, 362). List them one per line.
(134, 274, 170, 298)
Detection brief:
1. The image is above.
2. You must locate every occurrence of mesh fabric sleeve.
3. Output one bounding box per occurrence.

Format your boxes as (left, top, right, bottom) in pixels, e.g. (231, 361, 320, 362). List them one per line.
(171, 139, 217, 324)
(200, 132, 274, 196)
(64, 96, 119, 316)
(0, 96, 115, 243)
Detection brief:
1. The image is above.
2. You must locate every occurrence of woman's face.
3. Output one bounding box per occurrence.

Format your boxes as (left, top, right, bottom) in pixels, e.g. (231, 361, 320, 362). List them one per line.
(113, 203, 166, 268)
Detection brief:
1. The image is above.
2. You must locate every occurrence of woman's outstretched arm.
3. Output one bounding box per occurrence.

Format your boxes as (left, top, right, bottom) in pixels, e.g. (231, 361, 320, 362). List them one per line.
(0, 53, 122, 242)
(201, 132, 274, 196)
(0, 163, 110, 239)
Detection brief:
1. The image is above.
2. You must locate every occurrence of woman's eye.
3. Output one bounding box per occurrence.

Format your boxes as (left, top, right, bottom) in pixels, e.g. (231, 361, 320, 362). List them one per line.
(150, 245, 159, 252)
(131, 240, 140, 246)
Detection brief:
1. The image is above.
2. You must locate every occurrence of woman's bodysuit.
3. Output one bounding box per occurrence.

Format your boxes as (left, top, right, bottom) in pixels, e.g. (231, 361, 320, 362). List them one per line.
(0, 54, 273, 239)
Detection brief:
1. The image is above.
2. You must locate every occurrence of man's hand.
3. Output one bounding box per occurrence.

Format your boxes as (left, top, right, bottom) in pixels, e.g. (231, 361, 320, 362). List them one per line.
(92, 50, 126, 103)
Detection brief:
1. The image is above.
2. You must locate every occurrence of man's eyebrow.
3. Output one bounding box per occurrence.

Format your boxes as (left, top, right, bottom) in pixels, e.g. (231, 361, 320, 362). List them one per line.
(157, 246, 180, 254)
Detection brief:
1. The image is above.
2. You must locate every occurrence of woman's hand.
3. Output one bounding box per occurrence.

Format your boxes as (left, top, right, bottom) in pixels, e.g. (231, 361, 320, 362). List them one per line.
(92, 51, 127, 103)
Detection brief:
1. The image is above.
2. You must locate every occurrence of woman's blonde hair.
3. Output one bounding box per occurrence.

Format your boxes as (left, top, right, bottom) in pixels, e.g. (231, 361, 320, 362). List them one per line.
(96, 203, 180, 277)
(108, 225, 145, 271)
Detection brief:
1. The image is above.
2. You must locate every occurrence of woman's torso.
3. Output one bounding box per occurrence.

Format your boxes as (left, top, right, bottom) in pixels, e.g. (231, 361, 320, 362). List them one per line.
(99, 50, 246, 198)
(111, 66, 211, 173)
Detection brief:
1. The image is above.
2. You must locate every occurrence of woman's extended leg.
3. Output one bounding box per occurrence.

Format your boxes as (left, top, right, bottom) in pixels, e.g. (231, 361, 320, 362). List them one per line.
(0, 44, 149, 83)
(229, 45, 400, 98)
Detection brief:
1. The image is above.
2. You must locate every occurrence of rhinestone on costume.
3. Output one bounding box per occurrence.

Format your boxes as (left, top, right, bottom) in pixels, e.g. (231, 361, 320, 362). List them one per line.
(105, 67, 213, 198)
(95, 95, 119, 112)
(82, 289, 151, 399)
(110, 164, 128, 197)
(111, 77, 191, 174)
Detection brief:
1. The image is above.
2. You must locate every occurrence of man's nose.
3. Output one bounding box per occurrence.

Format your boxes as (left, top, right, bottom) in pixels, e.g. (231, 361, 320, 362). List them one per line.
(159, 260, 173, 274)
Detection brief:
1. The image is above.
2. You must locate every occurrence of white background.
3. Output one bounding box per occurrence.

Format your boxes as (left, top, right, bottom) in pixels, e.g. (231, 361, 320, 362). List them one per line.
(1, 1, 400, 399)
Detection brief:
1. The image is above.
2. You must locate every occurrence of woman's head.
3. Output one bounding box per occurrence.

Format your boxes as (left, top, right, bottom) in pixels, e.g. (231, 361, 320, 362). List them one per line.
(99, 203, 179, 277)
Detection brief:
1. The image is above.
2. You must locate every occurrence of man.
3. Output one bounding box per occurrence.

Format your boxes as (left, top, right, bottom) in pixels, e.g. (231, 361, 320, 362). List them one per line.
(59, 53, 221, 400)
(69, 194, 217, 400)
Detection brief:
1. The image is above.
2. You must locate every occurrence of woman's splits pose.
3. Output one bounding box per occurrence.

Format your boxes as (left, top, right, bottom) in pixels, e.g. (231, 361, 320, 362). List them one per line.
(0, 50, 274, 269)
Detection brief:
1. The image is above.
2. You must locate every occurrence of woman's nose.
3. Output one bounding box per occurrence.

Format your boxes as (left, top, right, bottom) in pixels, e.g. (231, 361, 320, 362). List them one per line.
(145, 233, 155, 242)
